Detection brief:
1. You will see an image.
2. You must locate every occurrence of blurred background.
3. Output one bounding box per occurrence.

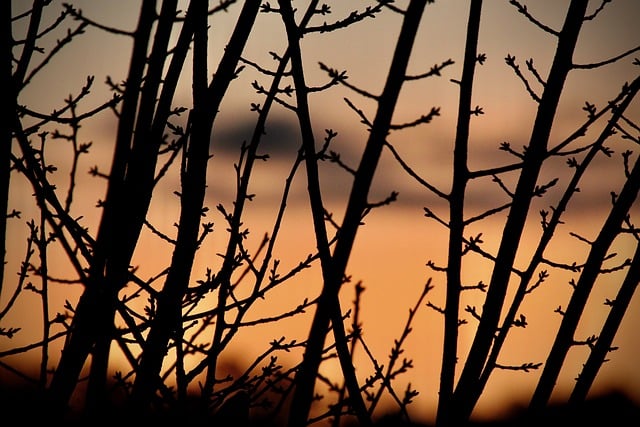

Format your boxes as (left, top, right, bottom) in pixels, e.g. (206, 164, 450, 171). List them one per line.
(4, 0, 640, 422)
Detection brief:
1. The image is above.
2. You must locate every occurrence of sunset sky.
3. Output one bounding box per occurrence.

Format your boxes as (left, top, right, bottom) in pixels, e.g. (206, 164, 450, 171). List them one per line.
(5, 0, 640, 422)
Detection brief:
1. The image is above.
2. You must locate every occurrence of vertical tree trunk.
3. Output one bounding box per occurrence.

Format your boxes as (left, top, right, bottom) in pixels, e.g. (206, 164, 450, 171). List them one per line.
(131, 0, 261, 413)
(287, 2, 428, 425)
(196, 0, 319, 407)
(437, 1, 482, 425)
(450, 0, 588, 423)
(47, 0, 157, 415)
(530, 154, 640, 410)
(279, 0, 371, 424)
(473, 75, 640, 408)
(0, 0, 13, 297)
(4, 0, 47, 303)
(570, 241, 640, 404)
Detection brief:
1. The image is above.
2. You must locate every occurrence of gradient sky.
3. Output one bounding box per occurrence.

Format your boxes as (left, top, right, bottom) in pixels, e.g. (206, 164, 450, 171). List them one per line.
(6, 0, 640, 422)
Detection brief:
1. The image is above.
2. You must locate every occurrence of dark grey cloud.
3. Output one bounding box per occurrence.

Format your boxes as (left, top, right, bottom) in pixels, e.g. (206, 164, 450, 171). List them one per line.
(211, 115, 302, 159)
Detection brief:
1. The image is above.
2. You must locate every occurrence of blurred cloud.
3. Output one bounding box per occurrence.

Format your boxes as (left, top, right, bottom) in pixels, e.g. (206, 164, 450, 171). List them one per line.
(212, 114, 303, 157)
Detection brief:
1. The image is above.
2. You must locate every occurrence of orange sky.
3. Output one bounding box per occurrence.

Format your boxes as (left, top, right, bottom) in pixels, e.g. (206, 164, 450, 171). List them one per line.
(5, 0, 640, 423)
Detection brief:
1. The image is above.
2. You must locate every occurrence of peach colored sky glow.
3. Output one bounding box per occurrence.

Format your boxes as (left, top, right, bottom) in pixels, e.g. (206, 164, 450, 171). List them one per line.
(4, 0, 640, 423)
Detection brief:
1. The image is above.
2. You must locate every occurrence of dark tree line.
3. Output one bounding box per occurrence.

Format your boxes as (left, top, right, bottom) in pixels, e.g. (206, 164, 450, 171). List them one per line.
(2, 1, 639, 426)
